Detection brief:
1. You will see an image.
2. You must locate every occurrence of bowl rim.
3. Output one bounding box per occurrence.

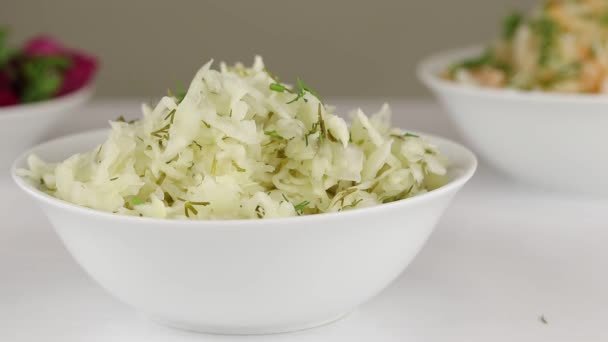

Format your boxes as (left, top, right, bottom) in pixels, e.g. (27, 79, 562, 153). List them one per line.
(417, 45, 608, 104)
(11, 128, 477, 227)
(0, 85, 94, 119)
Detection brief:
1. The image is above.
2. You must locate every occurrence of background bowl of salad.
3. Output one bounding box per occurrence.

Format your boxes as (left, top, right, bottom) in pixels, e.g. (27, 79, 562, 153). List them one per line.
(0, 30, 97, 171)
(418, 0, 608, 196)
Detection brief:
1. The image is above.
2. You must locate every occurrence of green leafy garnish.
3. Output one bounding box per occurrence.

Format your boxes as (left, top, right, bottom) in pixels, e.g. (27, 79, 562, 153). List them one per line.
(155, 172, 166, 186)
(163, 192, 175, 206)
(404, 132, 419, 138)
(342, 198, 362, 210)
(151, 124, 171, 139)
(255, 205, 265, 218)
(210, 157, 217, 175)
(380, 185, 414, 203)
(115, 115, 137, 124)
(191, 140, 202, 149)
(164, 109, 176, 124)
(601, 12, 608, 26)
(539, 62, 582, 87)
(532, 15, 557, 66)
(269, 83, 289, 93)
(317, 103, 327, 140)
(130, 196, 144, 206)
(19, 55, 72, 103)
(184, 201, 210, 217)
(287, 77, 321, 104)
(503, 12, 523, 40)
(165, 154, 179, 164)
(293, 200, 310, 215)
(168, 85, 187, 103)
(448, 48, 511, 77)
(297, 78, 321, 101)
(0, 28, 17, 68)
(231, 160, 246, 172)
(264, 130, 284, 140)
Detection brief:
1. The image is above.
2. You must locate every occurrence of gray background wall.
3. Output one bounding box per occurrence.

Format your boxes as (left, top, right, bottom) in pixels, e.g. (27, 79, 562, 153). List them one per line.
(2, 0, 533, 98)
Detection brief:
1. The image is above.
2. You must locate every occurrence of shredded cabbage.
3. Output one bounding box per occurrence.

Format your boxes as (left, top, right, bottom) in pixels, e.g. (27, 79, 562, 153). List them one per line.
(446, 0, 608, 93)
(19, 57, 448, 220)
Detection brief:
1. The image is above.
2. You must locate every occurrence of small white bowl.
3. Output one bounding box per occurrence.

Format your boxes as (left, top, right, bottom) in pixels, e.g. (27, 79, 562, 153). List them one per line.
(12, 129, 476, 335)
(418, 46, 608, 196)
(0, 86, 93, 173)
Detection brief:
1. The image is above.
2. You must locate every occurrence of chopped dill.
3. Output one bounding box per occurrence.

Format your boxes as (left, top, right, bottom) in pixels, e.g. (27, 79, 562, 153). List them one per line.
(151, 124, 171, 139)
(255, 205, 265, 218)
(184, 201, 210, 217)
(264, 130, 284, 140)
(155, 172, 166, 186)
(164, 109, 176, 124)
(232, 160, 246, 172)
(293, 200, 310, 215)
(342, 198, 363, 210)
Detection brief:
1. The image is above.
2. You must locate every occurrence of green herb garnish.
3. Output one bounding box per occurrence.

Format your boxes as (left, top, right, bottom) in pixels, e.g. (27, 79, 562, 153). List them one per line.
(503, 12, 523, 40)
(232, 160, 246, 172)
(264, 130, 284, 140)
(341, 198, 362, 210)
(448, 48, 511, 77)
(165, 154, 179, 164)
(130, 196, 144, 206)
(163, 192, 175, 206)
(210, 157, 217, 175)
(168, 85, 187, 103)
(151, 124, 171, 139)
(269, 83, 289, 93)
(601, 12, 608, 26)
(0, 28, 17, 68)
(164, 109, 176, 124)
(255, 205, 265, 218)
(155, 172, 166, 186)
(184, 201, 210, 217)
(191, 140, 202, 149)
(532, 15, 557, 66)
(281, 193, 290, 203)
(19, 55, 72, 103)
(317, 103, 327, 141)
(293, 200, 310, 215)
(115, 115, 137, 124)
(287, 77, 321, 104)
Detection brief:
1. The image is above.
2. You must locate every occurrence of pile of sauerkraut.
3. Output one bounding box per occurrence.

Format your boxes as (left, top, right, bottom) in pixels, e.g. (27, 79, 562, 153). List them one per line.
(20, 57, 448, 220)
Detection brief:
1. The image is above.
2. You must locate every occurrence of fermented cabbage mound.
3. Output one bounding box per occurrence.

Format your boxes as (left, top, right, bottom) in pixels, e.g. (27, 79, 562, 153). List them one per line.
(21, 57, 448, 220)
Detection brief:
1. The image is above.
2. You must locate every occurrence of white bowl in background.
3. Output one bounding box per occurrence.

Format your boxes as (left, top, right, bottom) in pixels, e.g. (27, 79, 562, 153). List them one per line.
(418, 46, 608, 196)
(12, 129, 476, 335)
(0, 86, 93, 173)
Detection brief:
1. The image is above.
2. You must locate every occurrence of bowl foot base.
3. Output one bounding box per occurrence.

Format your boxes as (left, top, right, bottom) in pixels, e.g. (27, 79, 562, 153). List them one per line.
(150, 311, 350, 335)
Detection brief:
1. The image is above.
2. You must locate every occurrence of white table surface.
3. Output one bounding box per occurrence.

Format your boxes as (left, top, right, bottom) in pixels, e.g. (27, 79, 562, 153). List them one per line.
(1, 99, 607, 342)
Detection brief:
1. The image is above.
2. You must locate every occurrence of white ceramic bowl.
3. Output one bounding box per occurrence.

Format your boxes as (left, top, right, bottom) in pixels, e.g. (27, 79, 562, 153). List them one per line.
(0, 86, 93, 173)
(12, 129, 476, 335)
(418, 46, 608, 196)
